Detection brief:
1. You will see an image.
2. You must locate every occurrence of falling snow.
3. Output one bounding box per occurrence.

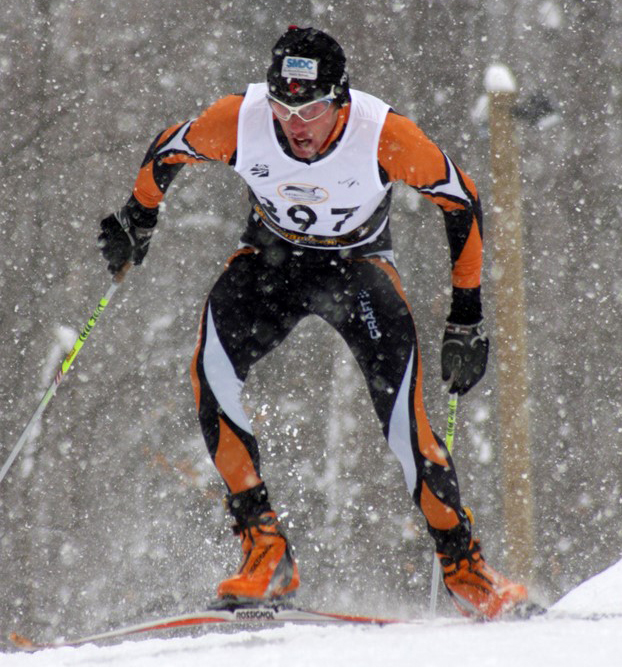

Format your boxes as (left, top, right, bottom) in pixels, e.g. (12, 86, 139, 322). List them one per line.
(1, 0, 621, 657)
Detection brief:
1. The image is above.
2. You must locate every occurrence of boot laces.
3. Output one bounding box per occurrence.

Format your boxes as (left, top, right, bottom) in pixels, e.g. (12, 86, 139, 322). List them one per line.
(232, 513, 281, 546)
(440, 538, 484, 573)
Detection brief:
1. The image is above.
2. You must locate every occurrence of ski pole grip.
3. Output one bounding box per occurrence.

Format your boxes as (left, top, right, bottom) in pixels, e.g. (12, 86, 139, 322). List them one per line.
(113, 261, 132, 284)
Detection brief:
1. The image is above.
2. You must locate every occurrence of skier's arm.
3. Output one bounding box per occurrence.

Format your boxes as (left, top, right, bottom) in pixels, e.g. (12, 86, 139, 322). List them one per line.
(378, 111, 483, 324)
(132, 94, 243, 208)
(98, 95, 242, 274)
(378, 112, 488, 395)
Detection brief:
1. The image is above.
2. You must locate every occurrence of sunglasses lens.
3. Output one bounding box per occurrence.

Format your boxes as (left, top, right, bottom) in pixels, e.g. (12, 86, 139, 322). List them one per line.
(298, 100, 331, 120)
(268, 98, 291, 120)
(267, 96, 332, 122)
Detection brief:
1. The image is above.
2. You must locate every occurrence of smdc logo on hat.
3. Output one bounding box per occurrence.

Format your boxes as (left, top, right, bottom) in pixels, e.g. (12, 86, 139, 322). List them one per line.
(281, 56, 318, 81)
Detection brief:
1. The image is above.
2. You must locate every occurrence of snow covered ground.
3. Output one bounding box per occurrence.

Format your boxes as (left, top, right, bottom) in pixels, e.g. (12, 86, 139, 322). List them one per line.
(3, 560, 622, 667)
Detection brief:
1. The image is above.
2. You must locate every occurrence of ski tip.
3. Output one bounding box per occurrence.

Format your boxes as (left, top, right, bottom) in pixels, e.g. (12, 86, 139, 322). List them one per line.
(9, 632, 37, 650)
(504, 600, 548, 620)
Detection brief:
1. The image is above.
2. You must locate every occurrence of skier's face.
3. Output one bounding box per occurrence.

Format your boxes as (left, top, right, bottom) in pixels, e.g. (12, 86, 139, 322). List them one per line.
(275, 102, 340, 159)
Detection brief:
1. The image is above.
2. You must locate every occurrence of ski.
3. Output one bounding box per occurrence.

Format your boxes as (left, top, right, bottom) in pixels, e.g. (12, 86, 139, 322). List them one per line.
(9, 602, 414, 651)
(9, 598, 554, 651)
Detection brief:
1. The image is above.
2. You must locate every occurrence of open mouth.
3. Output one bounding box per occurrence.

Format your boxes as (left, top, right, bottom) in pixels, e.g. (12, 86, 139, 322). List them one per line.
(293, 137, 313, 151)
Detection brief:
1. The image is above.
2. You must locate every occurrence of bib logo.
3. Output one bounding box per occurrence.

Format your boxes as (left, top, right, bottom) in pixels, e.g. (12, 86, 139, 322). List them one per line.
(278, 183, 329, 204)
(251, 164, 270, 178)
(281, 56, 318, 81)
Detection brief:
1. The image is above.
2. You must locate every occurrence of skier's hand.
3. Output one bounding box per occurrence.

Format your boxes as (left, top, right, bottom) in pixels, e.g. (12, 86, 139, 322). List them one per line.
(98, 197, 158, 275)
(441, 321, 489, 396)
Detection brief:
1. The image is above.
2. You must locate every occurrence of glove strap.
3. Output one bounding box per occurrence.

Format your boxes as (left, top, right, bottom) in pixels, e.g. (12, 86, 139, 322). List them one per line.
(114, 207, 154, 251)
(445, 322, 475, 336)
(113, 209, 136, 245)
(445, 321, 485, 335)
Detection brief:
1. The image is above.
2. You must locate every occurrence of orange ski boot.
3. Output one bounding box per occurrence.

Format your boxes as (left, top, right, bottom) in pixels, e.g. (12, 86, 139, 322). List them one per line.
(438, 538, 529, 619)
(217, 511, 300, 601)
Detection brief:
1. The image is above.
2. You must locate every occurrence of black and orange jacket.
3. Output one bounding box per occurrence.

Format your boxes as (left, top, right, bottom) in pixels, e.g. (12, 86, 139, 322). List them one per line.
(131, 92, 483, 318)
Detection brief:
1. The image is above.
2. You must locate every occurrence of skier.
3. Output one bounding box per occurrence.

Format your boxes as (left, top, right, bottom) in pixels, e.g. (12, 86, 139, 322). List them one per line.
(98, 26, 529, 618)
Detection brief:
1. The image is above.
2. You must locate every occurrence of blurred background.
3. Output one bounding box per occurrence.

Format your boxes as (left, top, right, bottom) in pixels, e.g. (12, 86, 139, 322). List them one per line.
(1, 0, 621, 640)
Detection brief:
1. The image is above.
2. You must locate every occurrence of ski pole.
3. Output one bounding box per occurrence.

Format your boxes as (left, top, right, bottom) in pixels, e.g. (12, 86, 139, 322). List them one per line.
(429, 392, 459, 616)
(0, 263, 131, 486)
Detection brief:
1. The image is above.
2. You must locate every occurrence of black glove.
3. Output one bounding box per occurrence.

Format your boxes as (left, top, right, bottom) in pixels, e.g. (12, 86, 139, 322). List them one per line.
(98, 197, 158, 275)
(441, 321, 489, 396)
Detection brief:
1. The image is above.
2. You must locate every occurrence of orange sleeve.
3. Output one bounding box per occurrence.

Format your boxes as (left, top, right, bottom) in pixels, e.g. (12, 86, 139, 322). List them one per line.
(132, 95, 243, 208)
(378, 112, 483, 289)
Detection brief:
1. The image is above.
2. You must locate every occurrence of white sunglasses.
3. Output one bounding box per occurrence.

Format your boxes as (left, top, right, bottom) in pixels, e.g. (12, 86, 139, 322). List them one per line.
(266, 86, 337, 122)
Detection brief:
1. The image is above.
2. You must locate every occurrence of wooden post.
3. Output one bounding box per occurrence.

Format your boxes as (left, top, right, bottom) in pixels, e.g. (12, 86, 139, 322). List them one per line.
(486, 65, 535, 582)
